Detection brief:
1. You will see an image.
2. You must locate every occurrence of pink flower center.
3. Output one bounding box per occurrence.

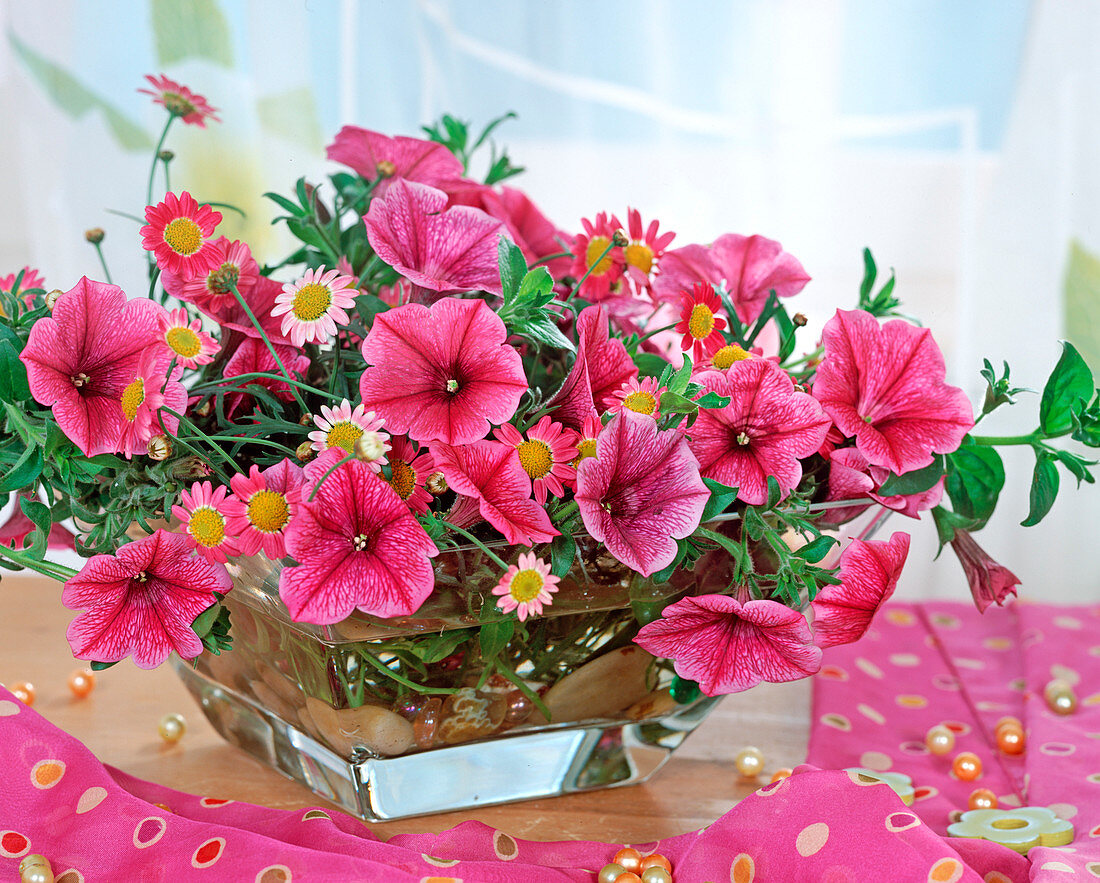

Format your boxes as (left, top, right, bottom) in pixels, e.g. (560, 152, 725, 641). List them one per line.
(508, 568, 545, 603)
(206, 263, 240, 295)
(247, 490, 290, 533)
(388, 459, 417, 500)
(166, 326, 202, 358)
(622, 390, 658, 416)
(325, 420, 363, 453)
(120, 378, 145, 422)
(292, 283, 332, 321)
(712, 344, 750, 369)
(71, 372, 90, 389)
(164, 218, 203, 256)
(585, 236, 615, 276)
(688, 303, 716, 340)
(135, 571, 149, 583)
(625, 242, 654, 275)
(189, 507, 226, 547)
(516, 439, 554, 481)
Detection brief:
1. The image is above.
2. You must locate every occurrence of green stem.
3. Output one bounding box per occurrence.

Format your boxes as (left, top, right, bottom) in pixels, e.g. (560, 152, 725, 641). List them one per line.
(566, 239, 616, 302)
(92, 242, 113, 285)
(156, 410, 232, 485)
(0, 545, 78, 581)
(227, 283, 308, 412)
(146, 116, 174, 208)
(531, 250, 573, 267)
(192, 372, 339, 401)
(970, 431, 1044, 446)
(355, 648, 458, 695)
(637, 321, 679, 343)
(437, 520, 511, 570)
(161, 407, 242, 475)
(203, 435, 299, 456)
(782, 345, 824, 370)
(307, 452, 356, 501)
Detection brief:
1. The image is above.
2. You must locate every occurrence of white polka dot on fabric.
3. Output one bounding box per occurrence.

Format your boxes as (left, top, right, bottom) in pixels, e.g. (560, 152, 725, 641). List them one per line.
(76, 787, 107, 814)
(858, 704, 885, 725)
(1040, 743, 1077, 757)
(1054, 616, 1083, 630)
(1047, 803, 1079, 820)
(1037, 861, 1077, 873)
(1051, 664, 1081, 685)
(860, 751, 893, 772)
(889, 653, 920, 667)
(795, 822, 829, 857)
(0, 700, 20, 716)
(855, 658, 884, 679)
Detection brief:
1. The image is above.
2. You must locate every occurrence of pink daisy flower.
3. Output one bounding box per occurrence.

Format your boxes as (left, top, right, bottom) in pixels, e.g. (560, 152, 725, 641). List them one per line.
(385, 436, 434, 514)
(171, 481, 239, 565)
(492, 552, 560, 622)
(326, 126, 464, 198)
(166, 238, 259, 313)
(635, 595, 822, 696)
(1, 266, 46, 309)
(494, 416, 579, 505)
(141, 191, 223, 277)
(948, 530, 1020, 614)
(704, 340, 755, 371)
(279, 450, 439, 624)
(222, 337, 311, 417)
(157, 307, 218, 369)
(569, 212, 624, 301)
(271, 267, 357, 347)
(609, 375, 666, 420)
(359, 296, 528, 446)
(222, 460, 304, 560)
(62, 529, 231, 669)
(116, 346, 187, 459)
(308, 399, 389, 466)
(570, 414, 603, 471)
(20, 277, 166, 457)
(812, 309, 975, 476)
(688, 362, 831, 506)
(622, 208, 675, 294)
(675, 283, 727, 361)
(139, 74, 220, 127)
(575, 410, 709, 577)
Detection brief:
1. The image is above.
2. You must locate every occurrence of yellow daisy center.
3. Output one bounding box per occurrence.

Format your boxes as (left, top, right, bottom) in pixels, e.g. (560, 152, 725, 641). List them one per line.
(712, 344, 751, 369)
(508, 569, 545, 603)
(163, 217, 203, 256)
(516, 439, 554, 480)
(624, 242, 654, 275)
(292, 283, 332, 322)
(388, 459, 417, 500)
(120, 378, 145, 422)
(247, 490, 290, 533)
(164, 92, 197, 117)
(575, 438, 598, 462)
(207, 263, 240, 295)
(622, 391, 657, 416)
(688, 303, 716, 339)
(189, 507, 226, 547)
(585, 235, 614, 276)
(326, 420, 363, 453)
(165, 326, 202, 358)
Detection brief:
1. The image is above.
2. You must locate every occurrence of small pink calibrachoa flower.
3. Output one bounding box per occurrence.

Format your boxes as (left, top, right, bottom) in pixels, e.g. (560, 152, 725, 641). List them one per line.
(115, 346, 187, 459)
(173, 238, 259, 312)
(384, 436, 434, 514)
(569, 212, 624, 301)
(171, 481, 239, 564)
(494, 416, 579, 505)
(676, 283, 727, 361)
(493, 552, 560, 622)
(609, 375, 666, 420)
(141, 191, 223, 277)
(623, 208, 675, 294)
(271, 267, 357, 347)
(223, 460, 304, 559)
(63, 529, 231, 669)
(308, 399, 389, 466)
(157, 308, 218, 368)
(139, 74, 220, 127)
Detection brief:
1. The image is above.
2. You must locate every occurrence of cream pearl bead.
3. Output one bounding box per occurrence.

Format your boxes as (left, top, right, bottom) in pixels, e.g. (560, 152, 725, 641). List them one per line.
(598, 863, 627, 883)
(158, 712, 187, 744)
(1044, 679, 1078, 715)
(19, 854, 54, 883)
(734, 745, 765, 778)
(641, 868, 673, 883)
(925, 724, 956, 756)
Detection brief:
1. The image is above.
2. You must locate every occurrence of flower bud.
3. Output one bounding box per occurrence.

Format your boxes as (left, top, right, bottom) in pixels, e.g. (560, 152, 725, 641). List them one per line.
(172, 455, 213, 479)
(296, 440, 315, 462)
(611, 230, 629, 248)
(195, 399, 214, 418)
(158, 149, 175, 162)
(147, 435, 172, 461)
(354, 431, 386, 463)
(793, 312, 808, 327)
(84, 227, 105, 244)
(425, 471, 448, 495)
(45, 289, 64, 310)
(299, 414, 312, 426)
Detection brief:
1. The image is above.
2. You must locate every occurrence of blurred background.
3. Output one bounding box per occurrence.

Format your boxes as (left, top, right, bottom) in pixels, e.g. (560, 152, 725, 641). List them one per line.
(2, 0, 1098, 603)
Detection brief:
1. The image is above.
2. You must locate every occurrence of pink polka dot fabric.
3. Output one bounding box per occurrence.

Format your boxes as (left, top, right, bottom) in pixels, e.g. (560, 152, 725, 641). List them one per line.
(810, 600, 1100, 880)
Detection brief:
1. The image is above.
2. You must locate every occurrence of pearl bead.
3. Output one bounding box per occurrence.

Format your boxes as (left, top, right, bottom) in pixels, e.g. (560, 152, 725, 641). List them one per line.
(613, 874, 643, 883)
(598, 864, 627, 883)
(1044, 679, 1077, 715)
(770, 768, 793, 782)
(68, 668, 95, 699)
(952, 751, 982, 781)
(612, 848, 643, 871)
(19, 854, 53, 883)
(10, 681, 35, 706)
(734, 746, 765, 778)
(995, 715, 1022, 733)
(641, 868, 673, 883)
(640, 853, 673, 872)
(925, 725, 956, 756)
(996, 723, 1025, 755)
(158, 712, 187, 744)
(968, 787, 998, 810)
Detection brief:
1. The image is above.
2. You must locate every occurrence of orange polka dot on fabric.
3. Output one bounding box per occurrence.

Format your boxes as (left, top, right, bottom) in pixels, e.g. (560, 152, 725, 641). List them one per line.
(927, 857, 964, 883)
(796, 822, 829, 857)
(896, 694, 928, 709)
(730, 853, 756, 883)
(256, 866, 291, 883)
(30, 759, 65, 789)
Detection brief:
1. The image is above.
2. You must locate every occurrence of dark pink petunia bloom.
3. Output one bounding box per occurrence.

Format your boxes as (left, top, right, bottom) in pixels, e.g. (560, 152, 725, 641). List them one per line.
(575, 410, 709, 576)
(221, 337, 311, 417)
(823, 447, 944, 524)
(652, 234, 810, 325)
(364, 180, 508, 297)
(688, 361, 831, 506)
(635, 595, 822, 696)
(948, 529, 1020, 613)
(20, 277, 166, 456)
(431, 440, 557, 546)
(280, 450, 439, 624)
(812, 309, 974, 475)
(327, 126, 464, 197)
(811, 531, 911, 648)
(62, 529, 231, 670)
(359, 296, 527, 445)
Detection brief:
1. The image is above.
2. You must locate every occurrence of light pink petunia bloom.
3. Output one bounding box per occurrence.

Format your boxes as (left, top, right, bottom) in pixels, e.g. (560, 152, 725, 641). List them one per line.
(494, 416, 579, 505)
(359, 296, 528, 445)
(116, 346, 187, 459)
(689, 361, 831, 506)
(63, 529, 231, 670)
(326, 126, 464, 197)
(139, 74, 220, 127)
(812, 309, 974, 475)
(652, 234, 810, 325)
(432, 440, 558, 546)
(634, 595, 822, 696)
(157, 307, 219, 369)
(163, 237, 259, 314)
(385, 436, 435, 514)
(222, 337, 311, 417)
(575, 410, 709, 576)
(823, 447, 944, 524)
(20, 277, 166, 457)
(222, 460, 304, 560)
(811, 531, 911, 649)
(171, 481, 240, 564)
(493, 552, 560, 622)
(141, 191, 223, 278)
(279, 450, 439, 624)
(364, 180, 508, 297)
(948, 529, 1020, 613)
(271, 267, 358, 347)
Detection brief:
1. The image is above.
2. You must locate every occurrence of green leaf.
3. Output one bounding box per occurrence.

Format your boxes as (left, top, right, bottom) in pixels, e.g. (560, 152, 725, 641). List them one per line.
(516, 266, 553, 305)
(479, 619, 514, 662)
(264, 191, 307, 217)
(650, 539, 691, 584)
(0, 445, 43, 493)
(1022, 453, 1060, 527)
(514, 314, 575, 353)
(657, 390, 698, 417)
(190, 596, 225, 639)
(929, 505, 978, 555)
(549, 533, 576, 578)
(0, 340, 30, 403)
(945, 445, 1005, 528)
(694, 391, 731, 410)
(498, 236, 528, 303)
(875, 455, 946, 497)
(859, 248, 877, 302)
(416, 629, 475, 664)
(794, 535, 837, 564)
(89, 660, 119, 672)
(151, 0, 233, 67)
(701, 477, 739, 523)
(765, 475, 782, 510)
(17, 496, 51, 559)
(1054, 448, 1096, 486)
(1039, 342, 1094, 435)
(635, 352, 670, 379)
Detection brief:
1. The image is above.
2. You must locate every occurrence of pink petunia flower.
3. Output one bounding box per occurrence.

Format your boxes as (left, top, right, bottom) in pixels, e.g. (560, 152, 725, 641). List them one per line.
(609, 375, 666, 420)
(157, 307, 219, 369)
(359, 296, 528, 446)
(947, 529, 1020, 613)
(811, 532, 911, 648)
(823, 447, 944, 524)
(364, 180, 508, 298)
(116, 346, 187, 459)
(568, 212, 624, 301)
(494, 416, 579, 505)
(222, 460, 304, 560)
(279, 450, 439, 623)
(385, 436, 435, 514)
(689, 362, 831, 506)
(676, 283, 727, 361)
(493, 552, 560, 622)
(63, 529, 231, 670)
(141, 191, 223, 278)
(139, 74, 220, 127)
(221, 337, 311, 417)
(622, 208, 675, 294)
(308, 399, 389, 469)
(165, 237, 259, 313)
(326, 126, 464, 197)
(575, 410, 709, 576)
(171, 481, 239, 564)
(271, 267, 358, 347)
(812, 309, 974, 475)
(432, 440, 558, 546)
(20, 277, 166, 457)
(634, 595, 822, 696)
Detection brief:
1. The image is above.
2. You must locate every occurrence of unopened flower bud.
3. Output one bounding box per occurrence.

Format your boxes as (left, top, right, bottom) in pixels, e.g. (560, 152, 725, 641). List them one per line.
(84, 227, 105, 244)
(296, 440, 315, 462)
(299, 414, 312, 426)
(172, 455, 213, 479)
(147, 435, 172, 461)
(194, 400, 213, 418)
(158, 149, 175, 162)
(354, 431, 386, 463)
(793, 312, 808, 327)
(425, 471, 448, 495)
(45, 289, 64, 310)
(376, 160, 397, 178)
(611, 230, 629, 248)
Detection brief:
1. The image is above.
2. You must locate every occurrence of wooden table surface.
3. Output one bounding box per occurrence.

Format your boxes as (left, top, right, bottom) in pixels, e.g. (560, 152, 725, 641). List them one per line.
(1, 575, 812, 845)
